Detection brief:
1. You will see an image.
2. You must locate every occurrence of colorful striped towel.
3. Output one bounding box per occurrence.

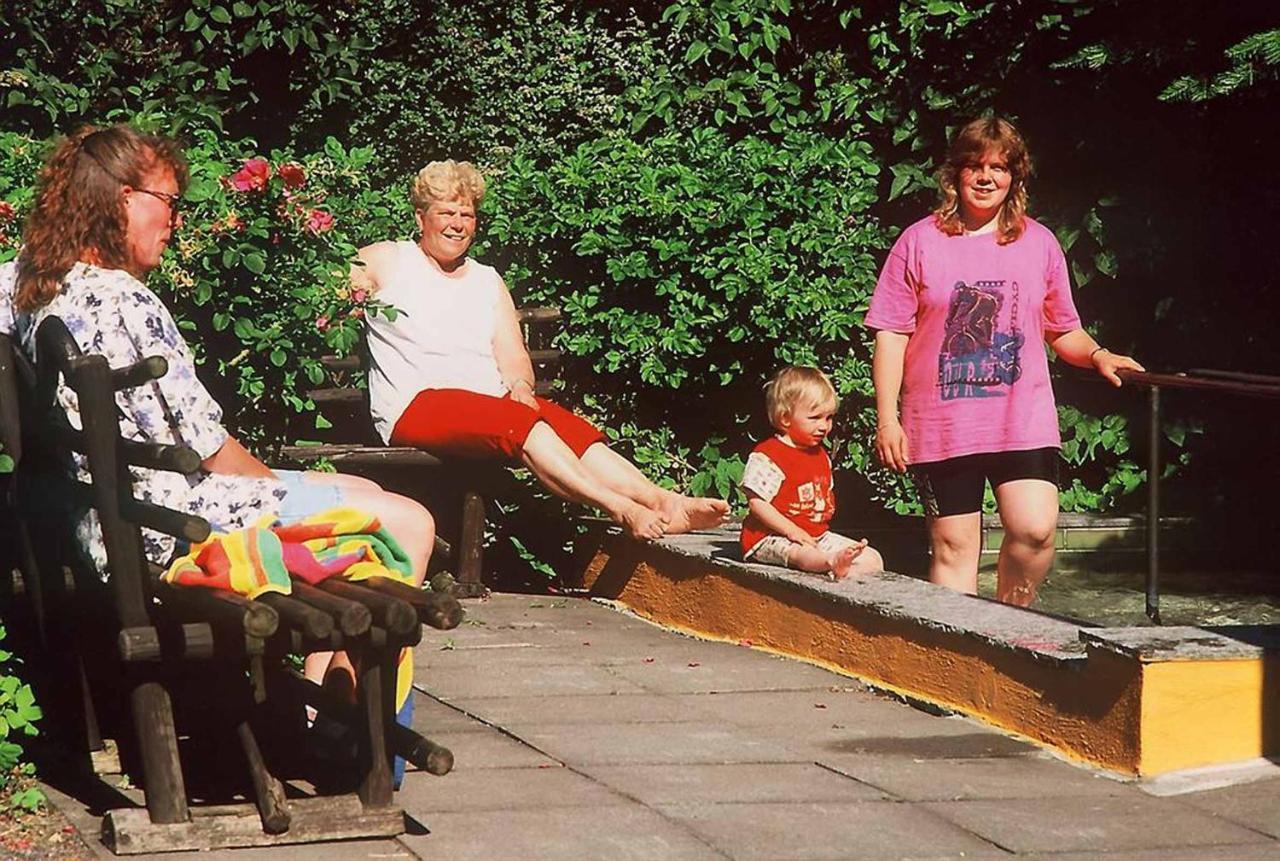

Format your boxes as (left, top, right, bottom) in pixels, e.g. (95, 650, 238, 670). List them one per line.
(162, 507, 414, 596)
(162, 506, 419, 713)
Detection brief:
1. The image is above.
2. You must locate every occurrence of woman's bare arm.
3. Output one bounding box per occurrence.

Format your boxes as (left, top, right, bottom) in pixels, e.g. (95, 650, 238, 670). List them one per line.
(202, 435, 276, 478)
(491, 280, 537, 407)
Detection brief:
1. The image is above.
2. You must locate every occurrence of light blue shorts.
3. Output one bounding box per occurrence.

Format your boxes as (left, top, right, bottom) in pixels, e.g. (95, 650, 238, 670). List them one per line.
(276, 469, 348, 522)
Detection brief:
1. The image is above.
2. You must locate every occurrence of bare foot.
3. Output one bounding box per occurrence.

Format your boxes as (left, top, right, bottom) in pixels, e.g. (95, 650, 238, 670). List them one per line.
(830, 540, 868, 581)
(830, 547, 856, 580)
(659, 494, 730, 534)
(617, 503, 669, 540)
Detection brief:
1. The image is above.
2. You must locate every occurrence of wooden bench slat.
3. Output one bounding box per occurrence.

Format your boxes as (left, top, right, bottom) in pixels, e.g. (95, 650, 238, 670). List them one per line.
(319, 347, 561, 373)
(517, 306, 561, 323)
(308, 382, 556, 405)
(278, 444, 445, 467)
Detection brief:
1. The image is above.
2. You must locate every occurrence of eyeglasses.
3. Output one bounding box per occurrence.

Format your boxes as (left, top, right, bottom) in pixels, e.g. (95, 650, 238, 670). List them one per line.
(130, 187, 183, 230)
(81, 144, 183, 230)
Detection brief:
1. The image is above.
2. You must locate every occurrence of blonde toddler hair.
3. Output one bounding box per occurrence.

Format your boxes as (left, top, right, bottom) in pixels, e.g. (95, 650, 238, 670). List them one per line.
(764, 366, 839, 430)
(410, 159, 487, 211)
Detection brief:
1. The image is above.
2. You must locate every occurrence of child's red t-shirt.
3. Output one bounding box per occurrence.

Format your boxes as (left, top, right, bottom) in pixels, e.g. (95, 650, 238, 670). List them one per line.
(739, 435, 835, 556)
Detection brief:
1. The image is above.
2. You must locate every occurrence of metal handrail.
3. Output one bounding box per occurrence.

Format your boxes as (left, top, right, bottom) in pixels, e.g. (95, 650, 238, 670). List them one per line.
(1091, 367, 1280, 622)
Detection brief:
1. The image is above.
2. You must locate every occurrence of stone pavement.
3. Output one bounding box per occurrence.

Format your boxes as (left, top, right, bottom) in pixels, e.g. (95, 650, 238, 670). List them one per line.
(44, 593, 1280, 860)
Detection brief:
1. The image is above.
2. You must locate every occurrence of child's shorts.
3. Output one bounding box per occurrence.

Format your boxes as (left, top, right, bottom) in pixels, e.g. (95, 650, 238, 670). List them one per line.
(745, 530, 861, 567)
(390, 388, 605, 461)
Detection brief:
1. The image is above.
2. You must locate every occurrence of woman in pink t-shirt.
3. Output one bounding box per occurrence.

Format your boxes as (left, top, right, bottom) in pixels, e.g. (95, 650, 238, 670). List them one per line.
(866, 117, 1143, 606)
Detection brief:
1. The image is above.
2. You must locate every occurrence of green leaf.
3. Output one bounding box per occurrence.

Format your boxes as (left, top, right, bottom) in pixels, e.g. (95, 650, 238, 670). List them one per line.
(210, 6, 232, 24)
(243, 252, 266, 275)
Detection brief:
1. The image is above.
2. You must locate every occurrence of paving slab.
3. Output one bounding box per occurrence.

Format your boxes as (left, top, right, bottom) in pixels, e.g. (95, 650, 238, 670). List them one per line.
(672, 689, 996, 738)
(923, 795, 1271, 854)
(1021, 847, 1280, 861)
(819, 752, 1132, 801)
(408, 690, 495, 735)
(655, 800, 1002, 861)
(414, 661, 648, 699)
(1174, 776, 1280, 837)
(512, 721, 799, 766)
(606, 649, 845, 694)
(401, 806, 729, 861)
(580, 762, 887, 805)
(397, 763, 628, 812)
(447, 692, 705, 726)
(420, 729, 560, 770)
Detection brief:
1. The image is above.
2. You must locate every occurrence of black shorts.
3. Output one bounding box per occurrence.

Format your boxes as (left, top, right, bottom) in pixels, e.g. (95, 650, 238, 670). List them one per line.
(911, 447, 1060, 518)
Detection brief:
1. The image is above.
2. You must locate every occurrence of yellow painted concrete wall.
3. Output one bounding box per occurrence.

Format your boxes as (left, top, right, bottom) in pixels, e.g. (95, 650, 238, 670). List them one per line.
(1140, 658, 1280, 774)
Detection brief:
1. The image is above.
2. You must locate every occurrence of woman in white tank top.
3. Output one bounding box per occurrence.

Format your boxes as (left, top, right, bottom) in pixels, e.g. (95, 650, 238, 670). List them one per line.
(355, 160, 730, 540)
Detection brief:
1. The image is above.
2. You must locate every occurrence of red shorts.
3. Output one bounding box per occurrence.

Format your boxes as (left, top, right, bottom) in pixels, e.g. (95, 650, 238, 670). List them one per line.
(389, 389, 606, 461)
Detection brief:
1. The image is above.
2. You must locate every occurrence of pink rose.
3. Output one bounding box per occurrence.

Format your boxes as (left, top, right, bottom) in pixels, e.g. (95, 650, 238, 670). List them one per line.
(348, 307, 365, 320)
(229, 157, 271, 192)
(0, 200, 15, 222)
(351, 288, 368, 304)
(315, 315, 330, 331)
(306, 208, 335, 234)
(278, 162, 306, 189)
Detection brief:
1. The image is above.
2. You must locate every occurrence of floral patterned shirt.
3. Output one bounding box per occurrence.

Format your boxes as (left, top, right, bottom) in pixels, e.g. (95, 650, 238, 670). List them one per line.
(0, 261, 287, 576)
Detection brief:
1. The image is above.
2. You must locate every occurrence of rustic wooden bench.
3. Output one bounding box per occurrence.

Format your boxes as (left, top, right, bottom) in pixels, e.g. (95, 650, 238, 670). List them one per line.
(279, 306, 563, 597)
(0, 321, 462, 854)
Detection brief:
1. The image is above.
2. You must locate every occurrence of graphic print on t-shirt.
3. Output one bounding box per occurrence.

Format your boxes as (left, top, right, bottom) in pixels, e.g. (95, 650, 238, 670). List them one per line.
(938, 279, 1024, 400)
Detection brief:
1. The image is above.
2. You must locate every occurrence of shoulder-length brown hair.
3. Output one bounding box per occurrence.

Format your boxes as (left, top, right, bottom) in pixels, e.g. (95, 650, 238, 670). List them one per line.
(15, 124, 188, 312)
(933, 117, 1032, 245)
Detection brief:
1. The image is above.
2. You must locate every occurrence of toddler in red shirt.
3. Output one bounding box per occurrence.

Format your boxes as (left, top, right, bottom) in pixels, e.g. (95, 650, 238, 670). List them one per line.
(740, 367, 884, 580)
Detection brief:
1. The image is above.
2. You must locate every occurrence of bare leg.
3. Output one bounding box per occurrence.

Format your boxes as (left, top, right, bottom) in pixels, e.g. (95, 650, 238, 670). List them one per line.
(993, 479, 1058, 607)
(785, 542, 856, 579)
(927, 513, 982, 595)
(521, 423, 668, 539)
(579, 443, 729, 533)
(300, 471, 382, 492)
(298, 475, 432, 713)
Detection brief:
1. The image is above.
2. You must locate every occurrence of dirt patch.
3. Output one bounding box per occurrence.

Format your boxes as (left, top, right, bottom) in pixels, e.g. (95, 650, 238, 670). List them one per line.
(0, 775, 96, 861)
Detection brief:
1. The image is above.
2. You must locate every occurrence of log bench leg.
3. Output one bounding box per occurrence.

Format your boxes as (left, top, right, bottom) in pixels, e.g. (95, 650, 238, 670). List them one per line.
(356, 647, 395, 809)
(236, 720, 290, 834)
(455, 490, 488, 598)
(130, 677, 189, 825)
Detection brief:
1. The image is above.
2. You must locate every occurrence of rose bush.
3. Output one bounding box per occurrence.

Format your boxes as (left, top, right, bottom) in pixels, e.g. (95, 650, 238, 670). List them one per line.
(0, 128, 407, 448)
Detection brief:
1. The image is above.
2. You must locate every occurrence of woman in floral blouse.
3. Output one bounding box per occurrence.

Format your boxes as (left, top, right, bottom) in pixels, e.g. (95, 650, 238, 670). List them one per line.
(1, 123, 435, 695)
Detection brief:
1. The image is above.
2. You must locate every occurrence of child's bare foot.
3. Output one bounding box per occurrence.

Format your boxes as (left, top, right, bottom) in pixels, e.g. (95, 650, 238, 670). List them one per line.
(617, 503, 669, 540)
(830, 540, 869, 581)
(830, 547, 856, 580)
(659, 494, 730, 533)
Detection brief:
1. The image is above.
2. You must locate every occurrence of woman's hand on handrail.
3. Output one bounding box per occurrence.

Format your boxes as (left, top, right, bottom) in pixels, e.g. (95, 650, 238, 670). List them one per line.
(1048, 328, 1145, 387)
(1091, 348, 1146, 387)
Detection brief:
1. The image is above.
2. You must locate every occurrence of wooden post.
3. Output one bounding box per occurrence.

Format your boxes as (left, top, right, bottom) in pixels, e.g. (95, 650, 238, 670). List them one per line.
(236, 721, 290, 834)
(129, 680, 189, 824)
(355, 647, 395, 809)
(457, 491, 486, 597)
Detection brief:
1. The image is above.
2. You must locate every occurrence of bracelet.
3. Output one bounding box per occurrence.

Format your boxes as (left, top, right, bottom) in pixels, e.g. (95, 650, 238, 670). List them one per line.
(510, 378, 534, 391)
(1089, 346, 1108, 361)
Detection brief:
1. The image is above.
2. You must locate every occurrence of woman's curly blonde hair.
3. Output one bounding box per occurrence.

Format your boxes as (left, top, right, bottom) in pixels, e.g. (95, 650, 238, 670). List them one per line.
(15, 124, 188, 312)
(410, 160, 486, 211)
(933, 117, 1032, 245)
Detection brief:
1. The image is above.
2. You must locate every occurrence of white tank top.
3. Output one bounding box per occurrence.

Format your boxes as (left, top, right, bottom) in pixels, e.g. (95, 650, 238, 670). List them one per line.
(366, 241, 506, 442)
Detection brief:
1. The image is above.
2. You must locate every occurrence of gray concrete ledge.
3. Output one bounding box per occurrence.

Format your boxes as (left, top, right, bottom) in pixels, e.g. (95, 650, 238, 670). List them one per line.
(655, 529, 1091, 664)
(1082, 625, 1280, 661)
